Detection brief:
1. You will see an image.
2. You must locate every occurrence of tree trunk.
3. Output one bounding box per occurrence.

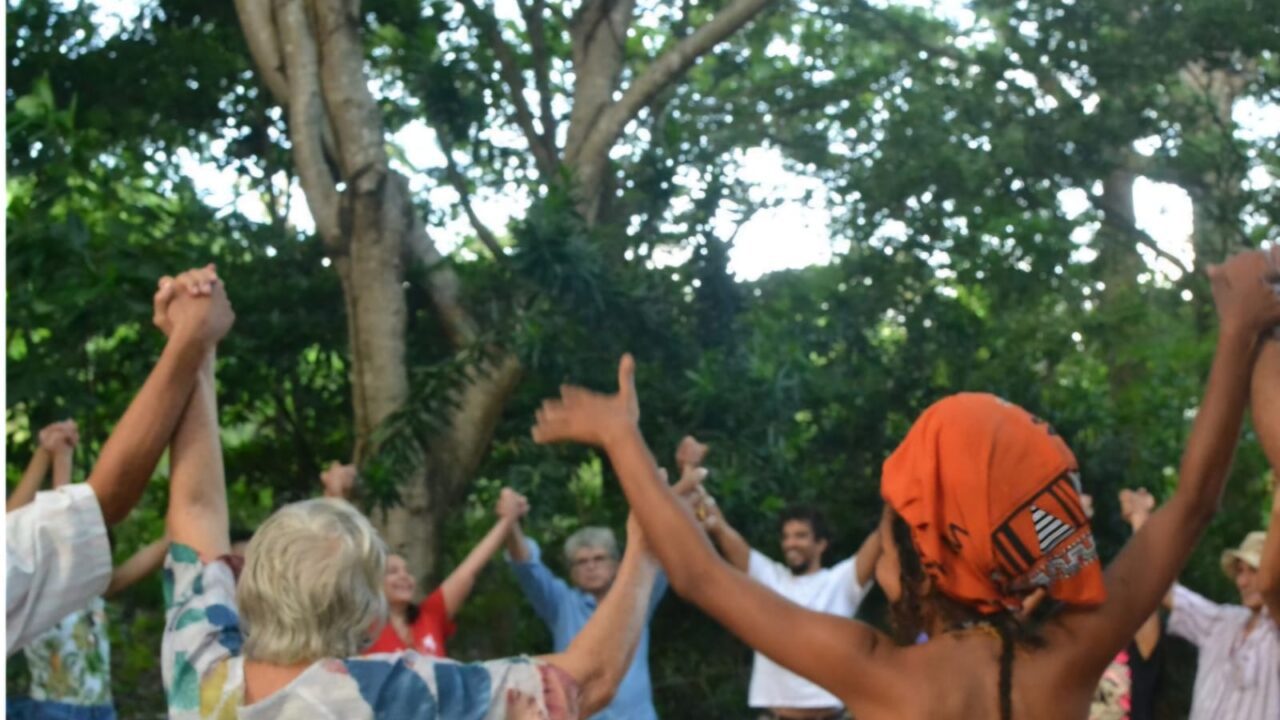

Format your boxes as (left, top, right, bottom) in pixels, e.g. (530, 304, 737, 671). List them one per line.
(235, 0, 774, 586)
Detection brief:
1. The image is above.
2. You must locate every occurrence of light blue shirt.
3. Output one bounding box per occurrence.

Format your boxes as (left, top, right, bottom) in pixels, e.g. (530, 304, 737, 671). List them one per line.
(508, 537, 667, 720)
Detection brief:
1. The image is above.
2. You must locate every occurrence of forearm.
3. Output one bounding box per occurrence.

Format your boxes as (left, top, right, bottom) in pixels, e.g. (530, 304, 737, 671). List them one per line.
(1251, 339, 1280, 476)
(709, 521, 751, 572)
(90, 336, 208, 524)
(505, 521, 532, 562)
(1170, 328, 1256, 526)
(166, 356, 230, 558)
(558, 539, 660, 715)
(602, 425, 724, 600)
(7, 449, 50, 511)
(51, 450, 73, 488)
(441, 517, 516, 616)
(106, 537, 171, 597)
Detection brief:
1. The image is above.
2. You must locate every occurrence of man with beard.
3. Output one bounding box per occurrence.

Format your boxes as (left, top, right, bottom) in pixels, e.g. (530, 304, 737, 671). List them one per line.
(686, 440, 880, 720)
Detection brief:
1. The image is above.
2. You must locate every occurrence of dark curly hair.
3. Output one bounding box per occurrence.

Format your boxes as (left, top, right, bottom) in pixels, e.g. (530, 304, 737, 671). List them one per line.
(778, 504, 831, 543)
(889, 511, 1059, 720)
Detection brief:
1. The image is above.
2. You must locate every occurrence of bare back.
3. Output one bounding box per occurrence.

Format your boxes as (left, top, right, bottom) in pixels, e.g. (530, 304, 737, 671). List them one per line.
(843, 629, 1095, 720)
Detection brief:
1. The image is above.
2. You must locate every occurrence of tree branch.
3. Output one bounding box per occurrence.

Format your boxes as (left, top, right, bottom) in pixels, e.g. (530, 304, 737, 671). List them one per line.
(433, 354, 523, 493)
(234, 0, 291, 107)
(517, 0, 559, 150)
(572, 0, 776, 192)
(1089, 193, 1194, 277)
(310, 0, 389, 192)
(437, 132, 506, 260)
(269, 0, 342, 249)
(394, 173, 480, 347)
(459, 0, 560, 180)
(563, 0, 635, 167)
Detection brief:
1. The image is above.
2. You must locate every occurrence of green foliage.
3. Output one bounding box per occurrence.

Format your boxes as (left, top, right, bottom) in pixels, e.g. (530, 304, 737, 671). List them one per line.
(8, 1, 1280, 718)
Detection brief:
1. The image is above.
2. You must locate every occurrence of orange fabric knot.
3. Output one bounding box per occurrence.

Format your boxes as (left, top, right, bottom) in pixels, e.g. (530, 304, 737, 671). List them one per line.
(881, 393, 1106, 614)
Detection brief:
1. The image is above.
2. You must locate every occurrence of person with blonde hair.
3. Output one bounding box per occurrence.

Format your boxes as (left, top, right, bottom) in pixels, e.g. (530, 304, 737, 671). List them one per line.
(156, 266, 664, 719)
(530, 248, 1280, 720)
(319, 461, 535, 659)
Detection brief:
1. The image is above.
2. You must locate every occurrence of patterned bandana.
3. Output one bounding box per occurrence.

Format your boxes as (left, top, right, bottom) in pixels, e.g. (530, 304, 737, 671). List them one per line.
(881, 393, 1106, 614)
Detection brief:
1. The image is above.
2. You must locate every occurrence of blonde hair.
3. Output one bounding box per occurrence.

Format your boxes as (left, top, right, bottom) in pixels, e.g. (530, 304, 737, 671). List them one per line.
(238, 498, 387, 664)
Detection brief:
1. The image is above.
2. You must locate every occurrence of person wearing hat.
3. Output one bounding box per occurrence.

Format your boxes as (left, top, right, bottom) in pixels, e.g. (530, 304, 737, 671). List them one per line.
(1160, 524, 1278, 720)
(1156, 326, 1280, 720)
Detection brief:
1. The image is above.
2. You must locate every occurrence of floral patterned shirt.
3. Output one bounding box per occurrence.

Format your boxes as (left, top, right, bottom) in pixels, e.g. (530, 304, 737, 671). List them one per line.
(22, 596, 113, 706)
(161, 543, 562, 719)
(1089, 648, 1131, 720)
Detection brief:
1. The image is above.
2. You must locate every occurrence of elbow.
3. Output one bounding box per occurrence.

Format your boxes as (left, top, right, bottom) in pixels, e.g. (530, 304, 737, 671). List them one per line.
(578, 671, 620, 717)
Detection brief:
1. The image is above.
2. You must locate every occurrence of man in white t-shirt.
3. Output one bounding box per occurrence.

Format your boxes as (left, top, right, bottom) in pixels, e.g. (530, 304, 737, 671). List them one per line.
(677, 438, 880, 720)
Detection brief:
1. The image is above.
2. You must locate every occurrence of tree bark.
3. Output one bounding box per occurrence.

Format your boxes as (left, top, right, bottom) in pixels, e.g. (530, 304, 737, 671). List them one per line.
(236, 0, 522, 586)
(236, 0, 775, 584)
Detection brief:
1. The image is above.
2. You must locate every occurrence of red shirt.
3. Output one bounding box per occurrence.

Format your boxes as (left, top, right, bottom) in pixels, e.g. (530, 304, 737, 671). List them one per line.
(364, 588, 456, 657)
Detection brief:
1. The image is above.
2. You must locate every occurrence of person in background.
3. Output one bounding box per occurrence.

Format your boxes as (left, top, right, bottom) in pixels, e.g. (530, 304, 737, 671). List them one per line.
(365, 486, 532, 657)
(157, 265, 663, 718)
(1082, 490, 1163, 720)
(7, 263, 233, 655)
(682, 436, 880, 720)
(526, 247, 1280, 720)
(505, 448, 684, 720)
(6, 420, 171, 720)
(1157, 329, 1280, 720)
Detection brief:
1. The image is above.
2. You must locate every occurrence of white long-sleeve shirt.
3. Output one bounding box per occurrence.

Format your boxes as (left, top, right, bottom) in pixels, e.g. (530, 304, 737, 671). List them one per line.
(6, 484, 112, 655)
(1168, 583, 1280, 720)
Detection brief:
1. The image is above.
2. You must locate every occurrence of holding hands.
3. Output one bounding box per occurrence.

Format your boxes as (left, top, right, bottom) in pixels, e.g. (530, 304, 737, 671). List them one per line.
(1207, 246, 1280, 340)
(38, 420, 79, 455)
(496, 487, 530, 521)
(151, 263, 235, 348)
(1119, 488, 1156, 530)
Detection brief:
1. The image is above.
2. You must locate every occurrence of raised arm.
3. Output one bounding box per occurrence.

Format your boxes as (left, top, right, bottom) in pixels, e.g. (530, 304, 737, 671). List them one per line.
(439, 488, 528, 618)
(105, 536, 171, 597)
(8, 443, 51, 512)
(540, 514, 660, 716)
(88, 269, 231, 525)
(505, 516, 533, 563)
(690, 484, 751, 572)
(1118, 489, 1163, 657)
(159, 267, 234, 560)
(1059, 249, 1280, 676)
(1252, 336, 1280, 620)
(853, 530, 882, 589)
(7, 421, 79, 512)
(49, 420, 77, 491)
(533, 356, 902, 714)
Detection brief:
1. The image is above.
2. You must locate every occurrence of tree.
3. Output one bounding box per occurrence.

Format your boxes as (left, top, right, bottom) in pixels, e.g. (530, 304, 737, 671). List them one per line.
(229, 0, 778, 578)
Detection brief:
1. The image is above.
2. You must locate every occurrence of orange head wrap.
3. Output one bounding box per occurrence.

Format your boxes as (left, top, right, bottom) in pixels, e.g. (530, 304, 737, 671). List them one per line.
(881, 393, 1106, 614)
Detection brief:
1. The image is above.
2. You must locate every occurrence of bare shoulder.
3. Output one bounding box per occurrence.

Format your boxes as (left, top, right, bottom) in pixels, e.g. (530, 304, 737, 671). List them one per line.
(846, 631, 1094, 720)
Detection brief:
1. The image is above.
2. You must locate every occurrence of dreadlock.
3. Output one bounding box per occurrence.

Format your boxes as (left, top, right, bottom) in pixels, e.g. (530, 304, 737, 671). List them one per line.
(889, 512, 1058, 720)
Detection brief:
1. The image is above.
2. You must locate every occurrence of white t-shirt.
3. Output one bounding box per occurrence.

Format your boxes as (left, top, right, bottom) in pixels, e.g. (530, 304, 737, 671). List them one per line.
(746, 549, 873, 709)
